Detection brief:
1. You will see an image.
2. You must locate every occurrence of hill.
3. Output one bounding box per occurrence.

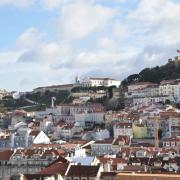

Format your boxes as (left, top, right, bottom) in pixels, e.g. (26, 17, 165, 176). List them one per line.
(2, 57, 180, 111)
(121, 57, 180, 87)
(0, 90, 71, 111)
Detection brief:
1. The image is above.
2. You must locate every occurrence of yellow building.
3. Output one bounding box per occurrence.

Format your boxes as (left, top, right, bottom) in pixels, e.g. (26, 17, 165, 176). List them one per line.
(133, 124, 147, 139)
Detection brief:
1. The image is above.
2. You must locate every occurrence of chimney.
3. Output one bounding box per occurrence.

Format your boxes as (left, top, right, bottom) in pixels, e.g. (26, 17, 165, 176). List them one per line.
(104, 160, 113, 172)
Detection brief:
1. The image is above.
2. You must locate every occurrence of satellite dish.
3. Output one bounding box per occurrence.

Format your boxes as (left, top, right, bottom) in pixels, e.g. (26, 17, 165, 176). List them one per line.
(13, 92, 20, 100)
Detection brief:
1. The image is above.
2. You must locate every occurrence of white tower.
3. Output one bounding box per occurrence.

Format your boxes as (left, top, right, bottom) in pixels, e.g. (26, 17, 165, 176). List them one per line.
(51, 97, 56, 108)
(75, 73, 80, 84)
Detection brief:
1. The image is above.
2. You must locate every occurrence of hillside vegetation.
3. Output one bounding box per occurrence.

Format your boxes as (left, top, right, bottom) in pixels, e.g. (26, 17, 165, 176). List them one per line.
(2, 57, 180, 111)
(121, 60, 180, 86)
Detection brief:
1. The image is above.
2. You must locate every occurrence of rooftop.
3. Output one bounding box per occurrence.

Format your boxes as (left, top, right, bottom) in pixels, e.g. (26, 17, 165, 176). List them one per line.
(66, 165, 100, 177)
(0, 150, 13, 160)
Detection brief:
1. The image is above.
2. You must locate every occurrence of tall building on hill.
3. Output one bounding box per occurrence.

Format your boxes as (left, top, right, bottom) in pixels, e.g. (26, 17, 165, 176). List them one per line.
(80, 77, 121, 87)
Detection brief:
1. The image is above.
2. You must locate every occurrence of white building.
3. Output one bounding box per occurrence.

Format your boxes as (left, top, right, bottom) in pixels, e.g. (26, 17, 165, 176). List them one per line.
(113, 122, 133, 138)
(128, 82, 156, 93)
(39, 117, 53, 133)
(56, 103, 105, 123)
(125, 80, 180, 105)
(80, 77, 121, 87)
(59, 124, 75, 139)
(11, 126, 31, 148)
(91, 139, 114, 156)
(133, 95, 174, 106)
(94, 129, 110, 140)
(75, 112, 105, 127)
(159, 80, 180, 101)
(126, 82, 159, 98)
(53, 122, 83, 139)
(28, 130, 50, 145)
(10, 110, 27, 129)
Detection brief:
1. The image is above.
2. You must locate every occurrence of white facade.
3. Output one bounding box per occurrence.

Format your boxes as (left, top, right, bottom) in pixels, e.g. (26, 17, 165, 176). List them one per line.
(81, 77, 121, 87)
(11, 127, 31, 147)
(91, 140, 114, 156)
(60, 126, 74, 139)
(159, 80, 180, 101)
(126, 80, 180, 105)
(126, 83, 159, 98)
(31, 131, 50, 144)
(95, 129, 110, 140)
(57, 103, 104, 116)
(128, 82, 155, 93)
(40, 117, 52, 133)
(75, 112, 105, 127)
(53, 123, 82, 139)
(113, 123, 133, 138)
(133, 96, 174, 106)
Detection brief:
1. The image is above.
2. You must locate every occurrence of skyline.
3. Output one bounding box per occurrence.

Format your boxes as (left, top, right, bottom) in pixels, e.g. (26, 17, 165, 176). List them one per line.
(0, 0, 180, 91)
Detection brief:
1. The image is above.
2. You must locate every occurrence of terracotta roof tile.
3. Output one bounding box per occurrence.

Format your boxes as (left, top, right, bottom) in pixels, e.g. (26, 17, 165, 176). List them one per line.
(67, 165, 100, 177)
(0, 150, 13, 160)
(39, 161, 69, 175)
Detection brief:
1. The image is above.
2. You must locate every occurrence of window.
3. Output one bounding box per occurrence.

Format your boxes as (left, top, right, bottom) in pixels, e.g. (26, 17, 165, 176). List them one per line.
(81, 178, 87, 180)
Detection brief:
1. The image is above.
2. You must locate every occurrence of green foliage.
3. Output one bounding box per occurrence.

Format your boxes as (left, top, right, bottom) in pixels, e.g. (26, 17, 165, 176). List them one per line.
(0, 103, 5, 113)
(24, 104, 46, 112)
(0, 90, 70, 110)
(121, 61, 180, 86)
(71, 86, 107, 93)
(25, 90, 70, 107)
(121, 74, 140, 86)
(1, 96, 31, 110)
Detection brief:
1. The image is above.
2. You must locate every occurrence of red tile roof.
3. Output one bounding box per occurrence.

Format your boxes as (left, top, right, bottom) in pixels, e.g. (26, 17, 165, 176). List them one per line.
(39, 161, 69, 175)
(89, 77, 116, 81)
(67, 165, 100, 177)
(35, 84, 74, 90)
(113, 136, 130, 145)
(29, 130, 40, 137)
(97, 157, 127, 165)
(0, 150, 13, 160)
(94, 139, 114, 144)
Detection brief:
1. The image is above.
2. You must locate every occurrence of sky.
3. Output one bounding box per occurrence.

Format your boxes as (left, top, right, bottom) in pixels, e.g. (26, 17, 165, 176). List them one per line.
(0, 0, 180, 91)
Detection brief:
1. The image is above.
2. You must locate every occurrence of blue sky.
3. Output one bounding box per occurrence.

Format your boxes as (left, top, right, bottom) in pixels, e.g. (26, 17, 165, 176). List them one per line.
(0, 0, 180, 91)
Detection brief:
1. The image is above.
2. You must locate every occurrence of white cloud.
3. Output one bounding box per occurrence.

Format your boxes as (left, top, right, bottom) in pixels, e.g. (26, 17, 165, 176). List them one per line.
(113, 0, 129, 3)
(112, 23, 129, 39)
(15, 27, 45, 49)
(128, 0, 180, 47)
(1, 0, 180, 91)
(97, 37, 117, 51)
(0, 51, 23, 64)
(0, 0, 34, 8)
(58, 2, 116, 39)
(40, 0, 62, 10)
(129, 0, 180, 25)
(17, 42, 72, 64)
